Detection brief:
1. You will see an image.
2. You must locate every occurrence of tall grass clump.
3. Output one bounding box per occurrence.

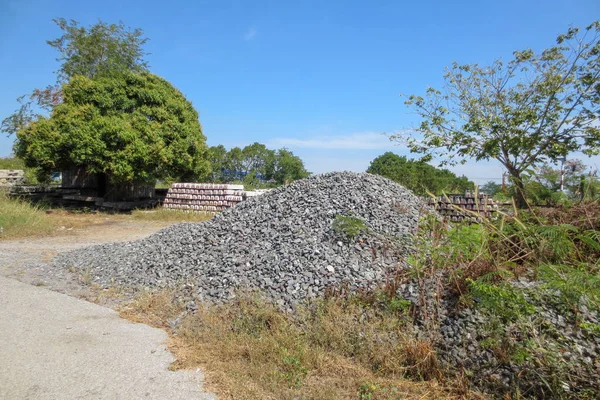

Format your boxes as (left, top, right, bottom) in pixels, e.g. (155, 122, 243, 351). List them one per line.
(0, 191, 56, 239)
(404, 198, 600, 398)
(121, 290, 466, 400)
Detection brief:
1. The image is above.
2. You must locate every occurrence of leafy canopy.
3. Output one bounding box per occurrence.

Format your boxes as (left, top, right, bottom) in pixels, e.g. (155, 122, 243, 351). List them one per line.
(48, 18, 149, 82)
(206, 144, 309, 186)
(367, 152, 473, 195)
(2, 18, 150, 137)
(391, 21, 600, 206)
(14, 72, 209, 184)
(269, 148, 310, 185)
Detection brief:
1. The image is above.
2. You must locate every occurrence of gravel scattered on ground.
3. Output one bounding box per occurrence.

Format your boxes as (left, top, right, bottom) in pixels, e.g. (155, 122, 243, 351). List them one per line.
(56, 172, 426, 309)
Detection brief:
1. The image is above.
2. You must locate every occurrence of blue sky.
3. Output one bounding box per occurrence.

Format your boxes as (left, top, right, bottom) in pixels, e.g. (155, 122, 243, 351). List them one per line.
(1, 0, 599, 184)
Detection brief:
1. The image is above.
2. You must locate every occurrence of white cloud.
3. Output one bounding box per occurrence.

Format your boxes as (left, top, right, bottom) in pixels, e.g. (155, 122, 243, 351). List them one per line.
(267, 131, 407, 150)
(446, 162, 504, 185)
(300, 153, 377, 174)
(244, 27, 257, 41)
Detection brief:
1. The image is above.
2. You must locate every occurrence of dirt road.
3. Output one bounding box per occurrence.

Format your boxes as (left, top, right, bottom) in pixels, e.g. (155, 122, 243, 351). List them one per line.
(0, 220, 216, 399)
(0, 219, 168, 304)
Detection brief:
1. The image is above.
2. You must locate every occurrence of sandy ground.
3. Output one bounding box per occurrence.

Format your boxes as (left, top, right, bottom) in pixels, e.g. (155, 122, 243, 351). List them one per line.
(0, 219, 169, 305)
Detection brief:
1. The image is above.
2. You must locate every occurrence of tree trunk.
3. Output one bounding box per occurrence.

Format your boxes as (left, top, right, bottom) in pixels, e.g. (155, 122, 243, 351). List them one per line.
(508, 169, 528, 209)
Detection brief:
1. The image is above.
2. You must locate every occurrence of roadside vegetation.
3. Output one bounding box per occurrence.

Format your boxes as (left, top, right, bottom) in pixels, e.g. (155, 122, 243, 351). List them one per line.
(121, 291, 469, 400)
(366, 152, 474, 196)
(119, 198, 600, 399)
(0, 156, 39, 184)
(0, 193, 213, 240)
(0, 191, 58, 239)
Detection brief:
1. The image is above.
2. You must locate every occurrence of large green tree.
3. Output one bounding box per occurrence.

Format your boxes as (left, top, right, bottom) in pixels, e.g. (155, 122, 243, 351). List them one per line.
(2, 18, 149, 137)
(367, 152, 473, 195)
(269, 148, 310, 185)
(391, 22, 600, 207)
(14, 72, 209, 184)
(241, 142, 274, 178)
(204, 144, 309, 185)
(206, 145, 228, 182)
(225, 147, 244, 181)
(48, 18, 149, 82)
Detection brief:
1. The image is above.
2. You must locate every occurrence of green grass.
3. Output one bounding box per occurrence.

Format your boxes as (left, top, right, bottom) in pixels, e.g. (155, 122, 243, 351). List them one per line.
(0, 193, 213, 240)
(0, 192, 56, 239)
(0, 157, 26, 170)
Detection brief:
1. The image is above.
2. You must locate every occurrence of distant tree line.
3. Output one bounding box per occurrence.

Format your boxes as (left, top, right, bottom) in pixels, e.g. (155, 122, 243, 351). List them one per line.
(366, 152, 474, 196)
(481, 159, 599, 205)
(1, 18, 311, 190)
(206, 143, 310, 186)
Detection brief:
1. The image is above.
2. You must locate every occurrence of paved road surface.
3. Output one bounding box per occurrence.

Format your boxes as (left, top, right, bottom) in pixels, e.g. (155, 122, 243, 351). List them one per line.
(0, 276, 215, 400)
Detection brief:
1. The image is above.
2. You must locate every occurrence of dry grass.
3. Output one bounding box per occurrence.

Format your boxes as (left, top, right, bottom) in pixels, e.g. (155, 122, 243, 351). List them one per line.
(131, 208, 213, 223)
(0, 192, 57, 239)
(0, 192, 212, 240)
(0, 192, 132, 240)
(121, 290, 483, 400)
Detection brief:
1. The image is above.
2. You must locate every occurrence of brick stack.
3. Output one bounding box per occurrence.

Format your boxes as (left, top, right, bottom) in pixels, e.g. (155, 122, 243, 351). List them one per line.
(427, 191, 499, 222)
(0, 170, 25, 187)
(163, 183, 245, 213)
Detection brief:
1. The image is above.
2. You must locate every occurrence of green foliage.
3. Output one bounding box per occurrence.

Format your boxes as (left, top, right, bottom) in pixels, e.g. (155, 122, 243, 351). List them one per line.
(47, 18, 149, 82)
(0, 156, 39, 184)
(269, 148, 310, 185)
(332, 215, 368, 239)
(393, 22, 600, 207)
(379, 294, 412, 315)
(533, 160, 588, 198)
(241, 142, 273, 179)
(468, 279, 536, 323)
(576, 229, 600, 253)
(14, 72, 209, 184)
(358, 382, 377, 399)
(0, 192, 55, 239)
(538, 264, 600, 312)
(580, 323, 600, 334)
(526, 224, 578, 263)
(206, 145, 228, 182)
(445, 224, 488, 261)
(207, 143, 309, 185)
(2, 18, 149, 137)
(480, 181, 503, 196)
(0, 156, 25, 170)
(279, 352, 308, 388)
(511, 161, 600, 205)
(366, 152, 473, 195)
(225, 147, 244, 181)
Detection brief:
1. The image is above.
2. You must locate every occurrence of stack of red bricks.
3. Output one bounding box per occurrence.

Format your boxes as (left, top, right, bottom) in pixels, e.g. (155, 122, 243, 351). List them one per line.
(163, 183, 245, 213)
(426, 191, 499, 222)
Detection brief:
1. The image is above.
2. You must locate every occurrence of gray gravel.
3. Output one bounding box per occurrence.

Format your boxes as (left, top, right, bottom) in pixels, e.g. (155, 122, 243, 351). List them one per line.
(56, 172, 425, 309)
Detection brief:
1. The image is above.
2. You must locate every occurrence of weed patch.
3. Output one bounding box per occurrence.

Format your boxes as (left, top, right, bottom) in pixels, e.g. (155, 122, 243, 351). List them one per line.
(0, 192, 56, 239)
(332, 214, 369, 240)
(120, 291, 466, 400)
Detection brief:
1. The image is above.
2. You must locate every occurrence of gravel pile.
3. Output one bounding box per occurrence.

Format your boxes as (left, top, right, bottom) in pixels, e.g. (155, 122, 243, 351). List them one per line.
(437, 282, 600, 398)
(57, 172, 425, 308)
(401, 273, 600, 398)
